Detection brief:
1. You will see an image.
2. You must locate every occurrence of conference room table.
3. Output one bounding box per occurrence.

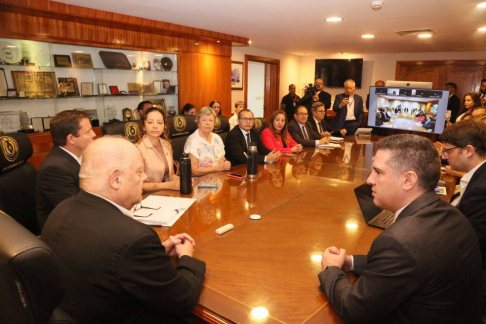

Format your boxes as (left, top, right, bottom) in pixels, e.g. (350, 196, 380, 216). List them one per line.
(150, 135, 457, 324)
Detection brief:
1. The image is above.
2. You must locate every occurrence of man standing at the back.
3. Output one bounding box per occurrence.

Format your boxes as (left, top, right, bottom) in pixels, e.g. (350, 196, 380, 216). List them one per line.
(332, 79, 364, 135)
(36, 110, 96, 230)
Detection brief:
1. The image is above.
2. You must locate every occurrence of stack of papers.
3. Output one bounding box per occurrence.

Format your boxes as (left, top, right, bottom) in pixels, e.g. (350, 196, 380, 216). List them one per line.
(132, 195, 195, 227)
(330, 136, 344, 143)
(318, 143, 342, 149)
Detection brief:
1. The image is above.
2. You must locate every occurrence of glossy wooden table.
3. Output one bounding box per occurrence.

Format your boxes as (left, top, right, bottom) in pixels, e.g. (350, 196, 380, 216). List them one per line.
(151, 136, 455, 324)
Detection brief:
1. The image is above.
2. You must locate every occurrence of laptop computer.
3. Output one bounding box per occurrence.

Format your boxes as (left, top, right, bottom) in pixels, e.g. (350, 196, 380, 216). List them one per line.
(354, 183, 395, 229)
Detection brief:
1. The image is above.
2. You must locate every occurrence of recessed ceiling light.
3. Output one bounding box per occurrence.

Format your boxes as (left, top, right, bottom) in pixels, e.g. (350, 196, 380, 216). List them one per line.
(326, 17, 343, 22)
(216, 40, 220, 43)
(362, 34, 375, 39)
(248, 40, 252, 44)
(477, 2, 486, 7)
(418, 34, 432, 38)
(478, 27, 486, 31)
(74, 51, 84, 53)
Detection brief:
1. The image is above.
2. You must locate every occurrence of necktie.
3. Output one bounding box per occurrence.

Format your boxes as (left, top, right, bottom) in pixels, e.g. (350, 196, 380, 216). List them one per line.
(246, 133, 251, 149)
(302, 126, 309, 140)
(318, 122, 323, 133)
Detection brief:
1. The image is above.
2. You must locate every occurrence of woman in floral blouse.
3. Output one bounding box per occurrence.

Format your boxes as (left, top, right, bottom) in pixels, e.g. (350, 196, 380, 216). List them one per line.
(183, 106, 231, 176)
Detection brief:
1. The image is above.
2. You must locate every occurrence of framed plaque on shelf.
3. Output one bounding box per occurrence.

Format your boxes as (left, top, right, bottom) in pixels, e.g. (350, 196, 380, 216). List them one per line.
(53, 55, 72, 67)
(98, 83, 108, 95)
(12, 71, 58, 98)
(58, 78, 80, 97)
(81, 82, 94, 96)
(71, 53, 94, 68)
(109, 86, 120, 95)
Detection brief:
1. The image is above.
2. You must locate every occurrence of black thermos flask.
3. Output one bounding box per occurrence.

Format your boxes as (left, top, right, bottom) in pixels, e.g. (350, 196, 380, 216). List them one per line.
(180, 153, 192, 194)
(247, 142, 258, 179)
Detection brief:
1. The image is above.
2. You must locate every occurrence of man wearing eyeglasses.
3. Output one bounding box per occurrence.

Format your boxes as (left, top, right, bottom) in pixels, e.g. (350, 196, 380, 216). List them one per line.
(288, 105, 330, 147)
(42, 136, 206, 323)
(309, 102, 347, 137)
(225, 109, 280, 166)
(440, 119, 486, 314)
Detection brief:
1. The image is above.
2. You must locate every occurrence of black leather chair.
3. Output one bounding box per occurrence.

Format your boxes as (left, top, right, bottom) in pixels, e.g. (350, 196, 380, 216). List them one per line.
(253, 117, 267, 135)
(0, 210, 73, 324)
(0, 132, 38, 234)
(101, 121, 141, 143)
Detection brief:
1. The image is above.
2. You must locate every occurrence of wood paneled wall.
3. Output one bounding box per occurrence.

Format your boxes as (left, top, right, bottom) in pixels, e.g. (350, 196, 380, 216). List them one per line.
(0, 0, 248, 115)
(179, 52, 232, 115)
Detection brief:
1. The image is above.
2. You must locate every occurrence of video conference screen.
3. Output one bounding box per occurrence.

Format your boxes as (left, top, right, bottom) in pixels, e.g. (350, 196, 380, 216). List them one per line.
(367, 86, 450, 135)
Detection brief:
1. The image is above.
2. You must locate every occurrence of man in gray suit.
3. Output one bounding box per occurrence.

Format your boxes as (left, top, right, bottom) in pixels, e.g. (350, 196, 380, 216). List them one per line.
(288, 105, 330, 147)
(318, 134, 482, 323)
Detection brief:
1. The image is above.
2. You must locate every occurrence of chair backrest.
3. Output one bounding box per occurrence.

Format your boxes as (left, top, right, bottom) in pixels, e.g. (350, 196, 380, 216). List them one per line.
(253, 117, 267, 135)
(166, 115, 198, 162)
(101, 121, 141, 143)
(0, 211, 65, 324)
(0, 132, 38, 234)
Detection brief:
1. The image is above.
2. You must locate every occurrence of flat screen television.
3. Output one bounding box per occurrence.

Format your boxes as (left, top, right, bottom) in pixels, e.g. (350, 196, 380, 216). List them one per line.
(315, 59, 363, 88)
(367, 86, 449, 135)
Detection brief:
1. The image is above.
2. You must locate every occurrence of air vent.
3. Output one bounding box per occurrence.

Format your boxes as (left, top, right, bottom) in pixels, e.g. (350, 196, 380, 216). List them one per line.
(396, 29, 434, 36)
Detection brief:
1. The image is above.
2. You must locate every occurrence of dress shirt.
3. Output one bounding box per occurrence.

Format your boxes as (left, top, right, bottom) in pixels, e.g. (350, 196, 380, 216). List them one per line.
(452, 160, 486, 206)
(239, 128, 267, 162)
(297, 121, 319, 147)
(59, 146, 82, 164)
(345, 95, 356, 121)
(85, 190, 135, 218)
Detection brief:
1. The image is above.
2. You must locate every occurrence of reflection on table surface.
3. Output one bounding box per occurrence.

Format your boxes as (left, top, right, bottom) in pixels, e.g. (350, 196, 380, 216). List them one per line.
(150, 136, 455, 324)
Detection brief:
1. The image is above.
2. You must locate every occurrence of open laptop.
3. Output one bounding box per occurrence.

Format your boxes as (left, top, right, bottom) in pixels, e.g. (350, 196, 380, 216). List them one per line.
(354, 183, 395, 229)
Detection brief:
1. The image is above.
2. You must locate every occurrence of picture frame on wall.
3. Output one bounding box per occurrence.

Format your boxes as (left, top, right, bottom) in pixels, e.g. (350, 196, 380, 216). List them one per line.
(12, 71, 58, 98)
(231, 61, 243, 90)
(53, 54, 72, 67)
(72, 53, 94, 68)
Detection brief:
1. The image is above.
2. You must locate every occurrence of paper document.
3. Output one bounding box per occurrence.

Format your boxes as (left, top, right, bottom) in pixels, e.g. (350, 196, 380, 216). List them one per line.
(318, 143, 342, 149)
(330, 136, 344, 142)
(132, 195, 195, 227)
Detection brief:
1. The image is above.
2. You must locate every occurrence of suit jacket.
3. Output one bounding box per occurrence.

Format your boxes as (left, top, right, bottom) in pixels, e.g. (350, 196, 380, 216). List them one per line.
(457, 161, 486, 265)
(42, 191, 206, 323)
(261, 128, 298, 154)
(299, 90, 332, 112)
(332, 93, 364, 130)
(288, 119, 321, 147)
(225, 126, 271, 166)
(308, 117, 335, 134)
(448, 94, 461, 123)
(36, 146, 80, 231)
(318, 192, 482, 324)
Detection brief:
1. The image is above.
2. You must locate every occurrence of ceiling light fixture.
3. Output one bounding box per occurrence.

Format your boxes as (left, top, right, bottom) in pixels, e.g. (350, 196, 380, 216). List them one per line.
(326, 17, 343, 22)
(74, 51, 84, 53)
(418, 34, 432, 38)
(362, 34, 375, 39)
(216, 40, 220, 43)
(477, 2, 486, 7)
(478, 27, 486, 31)
(248, 40, 252, 44)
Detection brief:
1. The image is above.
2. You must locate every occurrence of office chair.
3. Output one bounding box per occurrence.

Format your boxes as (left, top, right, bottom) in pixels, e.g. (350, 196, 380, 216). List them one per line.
(0, 132, 39, 234)
(253, 117, 267, 135)
(0, 210, 74, 324)
(101, 121, 141, 143)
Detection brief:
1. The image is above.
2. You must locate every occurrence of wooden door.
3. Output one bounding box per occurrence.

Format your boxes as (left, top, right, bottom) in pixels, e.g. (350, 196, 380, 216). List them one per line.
(397, 65, 441, 88)
(444, 64, 484, 102)
(245, 55, 280, 122)
(264, 63, 279, 122)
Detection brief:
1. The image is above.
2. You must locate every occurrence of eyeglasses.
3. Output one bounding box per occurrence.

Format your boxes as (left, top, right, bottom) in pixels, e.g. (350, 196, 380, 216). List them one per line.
(441, 146, 462, 157)
(239, 117, 254, 122)
(133, 203, 160, 218)
(315, 110, 325, 114)
(297, 113, 308, 116)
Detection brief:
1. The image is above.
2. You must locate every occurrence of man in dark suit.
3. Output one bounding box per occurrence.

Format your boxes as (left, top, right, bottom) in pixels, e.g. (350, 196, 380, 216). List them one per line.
(308, 102, 346, 137)
(332, 79, 364, 135)
(299, 78, 332, 113)
(319, 134, 482, 323)
(440, 119, 486, 312)
(445, 82, 461, 123)
(36, 110, 96, 231)
(42, 136, 206, 323)
(288, 105, 330, 147)
(225, 109, 280, 166)
(380, 107, 391, 122)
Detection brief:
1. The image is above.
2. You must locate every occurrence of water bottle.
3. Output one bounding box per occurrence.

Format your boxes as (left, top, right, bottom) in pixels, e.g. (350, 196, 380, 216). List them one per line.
(247, 142, 258, 179)
(180, 153, 192, 194)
